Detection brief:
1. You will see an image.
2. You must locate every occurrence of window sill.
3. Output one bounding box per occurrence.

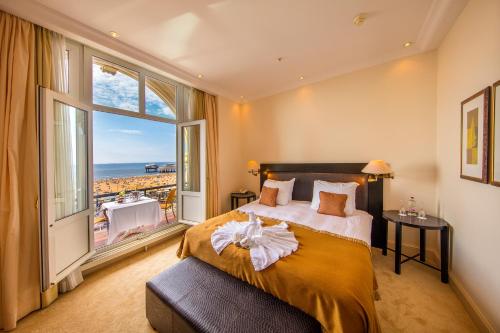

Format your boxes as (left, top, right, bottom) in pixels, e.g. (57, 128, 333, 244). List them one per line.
(81, 223, 188, 274)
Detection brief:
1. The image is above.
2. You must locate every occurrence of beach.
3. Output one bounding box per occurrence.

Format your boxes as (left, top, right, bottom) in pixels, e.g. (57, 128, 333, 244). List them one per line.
(94, 173, 176, 195)
(94, 162, 175, 180)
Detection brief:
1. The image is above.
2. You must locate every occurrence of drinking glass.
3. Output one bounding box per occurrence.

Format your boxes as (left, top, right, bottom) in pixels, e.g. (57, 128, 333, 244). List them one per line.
(398, 207, 407, 216)
(417, 210, 427, 220)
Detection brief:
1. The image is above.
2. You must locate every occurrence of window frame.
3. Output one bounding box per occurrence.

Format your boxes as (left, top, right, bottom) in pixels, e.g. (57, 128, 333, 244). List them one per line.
(83, 47, 184, 125)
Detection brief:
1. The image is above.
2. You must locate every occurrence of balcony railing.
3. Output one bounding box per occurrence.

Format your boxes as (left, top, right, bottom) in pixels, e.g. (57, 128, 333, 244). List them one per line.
(94, 184, 176, 211)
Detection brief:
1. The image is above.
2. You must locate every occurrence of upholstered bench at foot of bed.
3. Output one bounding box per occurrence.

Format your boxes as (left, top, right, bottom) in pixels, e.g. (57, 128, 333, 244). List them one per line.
(145, 256, 322, 333)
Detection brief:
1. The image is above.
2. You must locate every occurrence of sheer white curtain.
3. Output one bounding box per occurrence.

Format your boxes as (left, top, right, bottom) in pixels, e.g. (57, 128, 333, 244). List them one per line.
(51, 32, 67, 93)
(50, 33, 85, 293)
(52, 32, 74, 219)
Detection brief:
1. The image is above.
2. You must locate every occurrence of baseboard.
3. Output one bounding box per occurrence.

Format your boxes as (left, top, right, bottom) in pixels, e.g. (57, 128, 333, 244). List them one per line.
(385, 241, 495, 332)
(448, 272, 495, 333)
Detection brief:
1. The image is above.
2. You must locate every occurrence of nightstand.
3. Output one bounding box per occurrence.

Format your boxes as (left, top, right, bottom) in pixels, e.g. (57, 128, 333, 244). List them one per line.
(230, 191, 257, 210)
(383, 210, 450, 283)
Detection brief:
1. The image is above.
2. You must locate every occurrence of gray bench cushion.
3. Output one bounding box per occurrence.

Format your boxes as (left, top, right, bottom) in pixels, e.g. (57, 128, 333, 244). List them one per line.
(146, 256, 322, 333)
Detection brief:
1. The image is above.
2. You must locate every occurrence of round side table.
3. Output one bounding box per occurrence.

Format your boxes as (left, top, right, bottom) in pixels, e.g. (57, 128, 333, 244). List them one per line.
(383, 210, 450, 283)
(230, 191, 257, 210)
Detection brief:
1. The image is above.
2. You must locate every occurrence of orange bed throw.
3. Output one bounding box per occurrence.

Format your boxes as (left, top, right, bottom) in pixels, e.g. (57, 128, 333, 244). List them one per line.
(177, 210, 380, 333)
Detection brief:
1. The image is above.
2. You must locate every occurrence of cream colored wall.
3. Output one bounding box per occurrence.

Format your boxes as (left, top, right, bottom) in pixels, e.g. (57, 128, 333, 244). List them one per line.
(217, 96, 246, 213)
(233, 52, 439, 250)
(436, 0, 500, 330)
(215, 1, 500, 327)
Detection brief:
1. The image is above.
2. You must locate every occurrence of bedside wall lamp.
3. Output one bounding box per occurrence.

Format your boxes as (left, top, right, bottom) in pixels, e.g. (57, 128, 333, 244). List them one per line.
(362, 160, 394, 182)
(247, 160, 260, 176)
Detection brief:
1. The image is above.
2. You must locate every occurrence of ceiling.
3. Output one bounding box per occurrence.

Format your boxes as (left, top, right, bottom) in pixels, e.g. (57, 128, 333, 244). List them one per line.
(1, 0, 467, 101)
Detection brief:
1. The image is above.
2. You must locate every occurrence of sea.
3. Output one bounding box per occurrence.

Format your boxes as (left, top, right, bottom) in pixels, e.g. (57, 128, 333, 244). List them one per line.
(94, 162, 175, 180)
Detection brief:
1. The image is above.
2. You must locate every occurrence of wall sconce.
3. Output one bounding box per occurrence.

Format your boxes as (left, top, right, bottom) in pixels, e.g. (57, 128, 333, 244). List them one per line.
(247, 160, 260, 176)
(362, 160, 394, 182)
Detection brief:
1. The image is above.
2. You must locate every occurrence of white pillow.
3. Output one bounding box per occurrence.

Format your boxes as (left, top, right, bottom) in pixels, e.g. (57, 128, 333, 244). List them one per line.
(261, 178, 295, 206)
(310, 180, 359, 216)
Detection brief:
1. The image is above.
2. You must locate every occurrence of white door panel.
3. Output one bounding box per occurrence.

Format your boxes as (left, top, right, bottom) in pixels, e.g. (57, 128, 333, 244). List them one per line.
(54, 215, 91, 274)
(181, 194, 202, 222)
(40, 88, 95, 290)
(177, 120, 206, 224)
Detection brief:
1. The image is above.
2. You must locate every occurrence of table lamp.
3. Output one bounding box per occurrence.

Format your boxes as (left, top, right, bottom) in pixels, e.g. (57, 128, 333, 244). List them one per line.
(362, 160, 394, 182)
(247, 160, 260, 176)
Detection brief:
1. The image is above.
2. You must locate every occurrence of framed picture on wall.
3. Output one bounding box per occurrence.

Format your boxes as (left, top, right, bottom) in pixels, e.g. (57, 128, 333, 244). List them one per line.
(460, 87, 490, 183)
(491, 81, 500, 186)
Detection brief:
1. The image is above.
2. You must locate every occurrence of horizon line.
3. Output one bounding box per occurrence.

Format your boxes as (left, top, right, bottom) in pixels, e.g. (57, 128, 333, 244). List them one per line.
(94, 161, 175, 165)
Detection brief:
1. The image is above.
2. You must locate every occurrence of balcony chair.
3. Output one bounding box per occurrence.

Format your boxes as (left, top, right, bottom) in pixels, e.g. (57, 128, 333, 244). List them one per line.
(160, 188, 176, 222)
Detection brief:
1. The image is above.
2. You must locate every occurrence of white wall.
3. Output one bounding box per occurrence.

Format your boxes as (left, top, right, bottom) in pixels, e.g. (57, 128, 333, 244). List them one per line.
(232, 52, 439, 250)
(436, 0, 500, 330)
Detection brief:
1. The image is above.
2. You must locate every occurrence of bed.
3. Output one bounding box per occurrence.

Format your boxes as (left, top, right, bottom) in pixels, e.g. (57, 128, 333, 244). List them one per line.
(150, 163, 385, 333)
(257, 163, 385, 249)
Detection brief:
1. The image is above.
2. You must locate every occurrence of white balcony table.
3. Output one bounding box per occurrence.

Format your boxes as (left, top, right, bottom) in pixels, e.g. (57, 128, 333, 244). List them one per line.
(101, 196, 161, 244)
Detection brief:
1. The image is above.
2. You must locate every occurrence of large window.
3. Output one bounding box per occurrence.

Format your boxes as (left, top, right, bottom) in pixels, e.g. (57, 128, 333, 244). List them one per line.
(82, 48, 184, 252)
(50, 40, 202, 268)
(92, 57, 139, 112)
(92, 111, 177, 249)
(85, 48, 180, 123)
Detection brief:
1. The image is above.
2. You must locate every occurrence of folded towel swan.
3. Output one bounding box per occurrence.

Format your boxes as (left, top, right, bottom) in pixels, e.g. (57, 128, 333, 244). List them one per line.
(211, 212, 299, 271)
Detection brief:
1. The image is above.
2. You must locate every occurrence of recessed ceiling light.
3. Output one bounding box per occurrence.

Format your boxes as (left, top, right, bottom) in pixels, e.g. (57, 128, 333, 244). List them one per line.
(353, 14, 366, 27)
(299, 76, 304, 80)
(109, 31, 120, 38)
(197, 74, 203, 78)
(276, 57, 284, 62)
(240, 95, 244, 99)
(403, 41, 413, 48)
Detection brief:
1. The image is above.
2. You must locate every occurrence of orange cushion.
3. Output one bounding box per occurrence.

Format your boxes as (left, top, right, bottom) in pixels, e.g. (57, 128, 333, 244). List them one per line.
(259, 186, 279, 207)
(317, 191, 347, 217)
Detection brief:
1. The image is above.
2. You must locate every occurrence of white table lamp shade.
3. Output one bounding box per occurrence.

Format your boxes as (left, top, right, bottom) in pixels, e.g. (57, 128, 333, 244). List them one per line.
(362, 160, 393, 175)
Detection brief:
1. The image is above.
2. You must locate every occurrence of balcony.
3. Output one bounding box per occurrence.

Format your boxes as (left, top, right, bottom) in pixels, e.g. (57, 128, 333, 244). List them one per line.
(93, 184, 177, 248)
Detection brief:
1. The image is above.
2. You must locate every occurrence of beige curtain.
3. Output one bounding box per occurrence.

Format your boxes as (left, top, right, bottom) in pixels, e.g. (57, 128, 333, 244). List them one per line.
(35, 26, 52, 88)
(188, 88, 220, 218)
(0, 11, 40, 331)
(204, 93, 220, 218)
(185, 89, 203, 193)
(187, 88, 205, 121)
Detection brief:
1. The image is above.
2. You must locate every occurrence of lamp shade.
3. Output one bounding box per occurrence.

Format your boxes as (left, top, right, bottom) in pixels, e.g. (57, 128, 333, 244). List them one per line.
(362, 160, 392, 175)
(247, 160, 259, 170)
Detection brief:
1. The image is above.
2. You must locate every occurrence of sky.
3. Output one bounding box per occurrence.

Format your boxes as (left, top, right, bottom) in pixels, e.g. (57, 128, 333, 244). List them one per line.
(93, 112, 176, 164)
(92, 62, 176, 164)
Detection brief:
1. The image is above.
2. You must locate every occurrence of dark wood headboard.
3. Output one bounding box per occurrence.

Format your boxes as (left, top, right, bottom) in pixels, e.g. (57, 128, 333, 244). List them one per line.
(259, 163, 386, 250)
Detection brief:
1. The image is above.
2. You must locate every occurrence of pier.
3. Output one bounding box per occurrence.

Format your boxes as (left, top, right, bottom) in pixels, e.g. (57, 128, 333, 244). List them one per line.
(145, 164, 159, 173)
(159, 164, 176, 173)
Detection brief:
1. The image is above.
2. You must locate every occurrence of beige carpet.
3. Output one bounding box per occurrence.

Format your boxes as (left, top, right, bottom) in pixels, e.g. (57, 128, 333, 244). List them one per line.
(14, 236, 478, 333)
(373, 252, 478, 332)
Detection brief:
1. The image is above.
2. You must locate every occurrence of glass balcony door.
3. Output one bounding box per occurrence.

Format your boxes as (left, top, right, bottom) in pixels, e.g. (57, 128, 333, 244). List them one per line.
(40, 88, 95, 290)
(177, 120, 206, 224)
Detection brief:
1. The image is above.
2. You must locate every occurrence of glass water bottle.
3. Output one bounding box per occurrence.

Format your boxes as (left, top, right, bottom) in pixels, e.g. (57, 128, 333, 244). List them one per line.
(407, 196, 417, 216)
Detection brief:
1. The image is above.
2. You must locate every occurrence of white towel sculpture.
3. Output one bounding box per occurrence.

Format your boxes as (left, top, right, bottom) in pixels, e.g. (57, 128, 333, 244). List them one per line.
(211, 212, 299, 271)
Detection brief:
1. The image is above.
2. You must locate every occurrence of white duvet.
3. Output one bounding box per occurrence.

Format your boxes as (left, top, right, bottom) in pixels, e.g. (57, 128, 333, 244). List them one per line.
(238, 200, 373, 246)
